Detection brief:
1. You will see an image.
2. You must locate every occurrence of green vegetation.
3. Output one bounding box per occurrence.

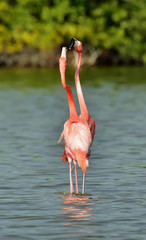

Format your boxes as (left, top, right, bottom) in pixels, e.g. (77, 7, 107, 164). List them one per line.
(0, 0, 145, 65)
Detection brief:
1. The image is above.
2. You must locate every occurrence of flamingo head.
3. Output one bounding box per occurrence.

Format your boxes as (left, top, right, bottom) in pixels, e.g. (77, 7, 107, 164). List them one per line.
(60, 47, 67, 59)
(69, 38, 82, 52)
(59, 47, 67, 78)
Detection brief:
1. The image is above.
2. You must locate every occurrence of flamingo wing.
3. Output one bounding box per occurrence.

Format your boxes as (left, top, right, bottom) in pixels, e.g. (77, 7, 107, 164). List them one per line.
(88, 117, 96, 141)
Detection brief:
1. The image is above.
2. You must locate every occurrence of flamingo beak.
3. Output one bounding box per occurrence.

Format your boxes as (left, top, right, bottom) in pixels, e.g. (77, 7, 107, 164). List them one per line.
(69, 38, 76, 50)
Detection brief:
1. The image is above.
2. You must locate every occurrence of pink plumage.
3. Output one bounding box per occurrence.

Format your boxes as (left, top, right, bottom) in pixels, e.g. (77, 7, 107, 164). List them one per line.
(58, 40, 95, 194)
(63, 120, 92, 173)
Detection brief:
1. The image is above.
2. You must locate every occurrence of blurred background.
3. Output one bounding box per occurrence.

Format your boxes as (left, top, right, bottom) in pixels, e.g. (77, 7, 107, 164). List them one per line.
(0, 0, 146, 67)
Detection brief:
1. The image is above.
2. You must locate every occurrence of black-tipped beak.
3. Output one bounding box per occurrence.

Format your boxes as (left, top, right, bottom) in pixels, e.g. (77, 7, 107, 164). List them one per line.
(69, 38, 76, 50)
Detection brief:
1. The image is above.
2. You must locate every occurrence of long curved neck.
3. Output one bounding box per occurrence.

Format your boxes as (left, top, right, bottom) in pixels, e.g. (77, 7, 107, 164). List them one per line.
(75, 52, 89, 122)
(59, 57, 78, 119)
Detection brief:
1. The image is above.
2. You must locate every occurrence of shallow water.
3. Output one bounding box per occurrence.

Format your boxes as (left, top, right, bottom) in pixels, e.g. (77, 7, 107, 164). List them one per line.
(0, 67, 146, 239)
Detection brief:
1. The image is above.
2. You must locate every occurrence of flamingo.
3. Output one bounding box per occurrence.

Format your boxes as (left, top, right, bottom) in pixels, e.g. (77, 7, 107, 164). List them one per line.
(69, 38, 95, 142)
(58, 47, 92, 194)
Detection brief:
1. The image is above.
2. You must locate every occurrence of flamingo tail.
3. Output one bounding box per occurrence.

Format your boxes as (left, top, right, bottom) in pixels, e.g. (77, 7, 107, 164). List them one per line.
(58, 130, 64, 143)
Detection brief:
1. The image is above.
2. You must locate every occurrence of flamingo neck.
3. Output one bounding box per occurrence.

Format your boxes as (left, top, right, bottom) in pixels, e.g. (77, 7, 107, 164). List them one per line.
(75, 52, 89, 122)
(59, 57, 78, 119)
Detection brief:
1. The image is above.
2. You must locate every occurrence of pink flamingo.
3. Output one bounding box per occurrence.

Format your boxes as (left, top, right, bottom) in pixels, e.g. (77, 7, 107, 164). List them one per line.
(58, 47, 92, 194)
(69, 38, 95, 146)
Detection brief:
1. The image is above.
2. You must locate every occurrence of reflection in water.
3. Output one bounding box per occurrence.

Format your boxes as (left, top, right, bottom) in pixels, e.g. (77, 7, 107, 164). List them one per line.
(61, 196, 94, 222)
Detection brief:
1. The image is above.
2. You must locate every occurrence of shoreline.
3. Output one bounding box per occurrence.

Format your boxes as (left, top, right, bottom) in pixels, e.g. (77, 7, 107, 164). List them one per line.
(0, 48, 143, 68)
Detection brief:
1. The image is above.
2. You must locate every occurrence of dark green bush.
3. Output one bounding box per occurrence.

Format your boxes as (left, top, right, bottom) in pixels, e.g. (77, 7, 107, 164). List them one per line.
(0, 0, 145, 63)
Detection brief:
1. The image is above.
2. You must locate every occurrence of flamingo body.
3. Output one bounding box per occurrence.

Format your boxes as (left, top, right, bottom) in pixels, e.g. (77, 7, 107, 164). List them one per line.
(63, 119, 92, 174)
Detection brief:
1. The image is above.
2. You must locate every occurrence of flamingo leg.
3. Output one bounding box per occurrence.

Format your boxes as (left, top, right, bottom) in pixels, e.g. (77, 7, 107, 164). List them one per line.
(82, 173, 86, 194)
(71, 165, 75, 173)
(74, 164, 78, 194)
(69, 159, 74, 194)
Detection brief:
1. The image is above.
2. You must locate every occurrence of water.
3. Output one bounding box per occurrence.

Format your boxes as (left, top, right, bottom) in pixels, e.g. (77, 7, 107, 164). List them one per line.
(0, 67, 146, 239)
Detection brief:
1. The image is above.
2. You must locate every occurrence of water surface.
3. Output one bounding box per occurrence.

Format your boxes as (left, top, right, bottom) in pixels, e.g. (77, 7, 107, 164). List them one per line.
(0, 67, 146, 239)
